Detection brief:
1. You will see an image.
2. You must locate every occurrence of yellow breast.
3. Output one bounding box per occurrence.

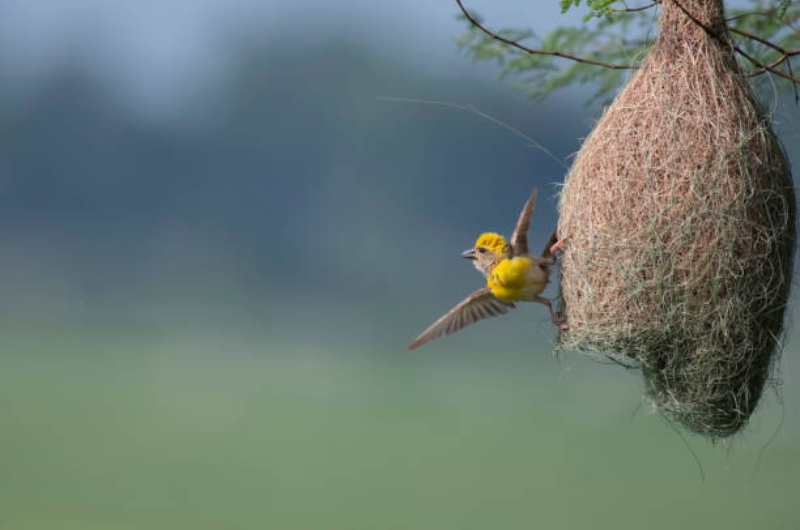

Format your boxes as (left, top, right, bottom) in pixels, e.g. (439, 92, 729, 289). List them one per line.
(488, 257, 533, 301)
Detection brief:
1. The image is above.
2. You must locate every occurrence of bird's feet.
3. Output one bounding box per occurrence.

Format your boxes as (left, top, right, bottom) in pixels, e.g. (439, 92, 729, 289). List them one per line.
(549, 236, 569, 256)
(536, 296, 569, 331)
(551, 311, 569, 331)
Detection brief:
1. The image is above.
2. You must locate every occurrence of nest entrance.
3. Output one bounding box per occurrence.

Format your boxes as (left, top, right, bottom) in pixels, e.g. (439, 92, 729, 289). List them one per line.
(556, 0, 796, 438)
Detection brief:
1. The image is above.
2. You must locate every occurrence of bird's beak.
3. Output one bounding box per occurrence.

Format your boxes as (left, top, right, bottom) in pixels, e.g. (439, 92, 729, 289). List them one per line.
(461, 248, 476, 260)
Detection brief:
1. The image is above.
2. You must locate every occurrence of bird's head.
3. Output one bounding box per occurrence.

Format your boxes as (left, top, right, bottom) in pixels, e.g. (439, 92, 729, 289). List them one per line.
(462, 232, 508, 275)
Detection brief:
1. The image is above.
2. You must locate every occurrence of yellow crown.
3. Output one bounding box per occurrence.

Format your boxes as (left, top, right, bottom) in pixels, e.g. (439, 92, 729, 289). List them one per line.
(475, 232, 507, 255)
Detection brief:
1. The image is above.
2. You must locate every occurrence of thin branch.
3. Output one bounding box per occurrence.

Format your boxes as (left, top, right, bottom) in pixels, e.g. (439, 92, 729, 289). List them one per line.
(730, 26, 800, 80)
(670, 0, 732, 47)
(735, 44, 800, 83)
(729, 27, 795, 54)
(789, 56, 800, 103)
(747, 54, 791, 77)
(727, 10, 800, 36)
(733, 30, 799, 79)
(454, 0, 635, 70)
(617, 1, 661, 13)
(671, 0, 800, 83)
(456, 0, 798, 85)
(725, 23, 800, 81)
(726, 1, 800, 28)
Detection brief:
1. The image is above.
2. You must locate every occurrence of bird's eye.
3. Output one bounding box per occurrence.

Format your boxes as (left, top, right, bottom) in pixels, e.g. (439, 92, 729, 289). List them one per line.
(478, 248, 486, 254)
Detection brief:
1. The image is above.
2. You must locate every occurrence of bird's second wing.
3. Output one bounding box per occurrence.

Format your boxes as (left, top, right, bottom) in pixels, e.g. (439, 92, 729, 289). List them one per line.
(510, 188, 537, 256)
(407, 287, 516, 350)
(540, 227, 558, 259)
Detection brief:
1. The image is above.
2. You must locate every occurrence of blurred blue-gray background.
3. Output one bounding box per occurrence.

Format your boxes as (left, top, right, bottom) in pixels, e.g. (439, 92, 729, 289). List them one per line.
(1, 1, 799, 528)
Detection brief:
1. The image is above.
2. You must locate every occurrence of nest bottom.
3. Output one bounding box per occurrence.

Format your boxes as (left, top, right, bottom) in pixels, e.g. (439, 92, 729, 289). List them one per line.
(556, 169, 793, 438)
(566, 308, 784, 438)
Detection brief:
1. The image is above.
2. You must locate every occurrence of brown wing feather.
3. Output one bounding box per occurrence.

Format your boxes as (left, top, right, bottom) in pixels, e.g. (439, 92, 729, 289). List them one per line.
(510, 189, 537, 256)
(540, 227, 558, 259)
(407, 287, 516, 351)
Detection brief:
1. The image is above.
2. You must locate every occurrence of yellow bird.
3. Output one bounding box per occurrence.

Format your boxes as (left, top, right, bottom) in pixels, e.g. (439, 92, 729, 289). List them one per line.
(407, 189, 567, 351)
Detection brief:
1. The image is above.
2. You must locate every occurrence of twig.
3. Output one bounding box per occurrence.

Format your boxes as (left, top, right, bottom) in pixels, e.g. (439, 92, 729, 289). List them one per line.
(455, 0, 635, 70)
(671, 0, 800, 83)
(617, 1, 661, 13)
(726, 2, 800, 26)
(747, 54, 791, 77)
(789, 58, 800, 103)
(729, 27, 800, 83)
(456, 0, 798, 85)
(669, 0, 731, 46)
(730, 27, 796, 54)
(735, 44, 800, 83)
(726, 9, 800, 36)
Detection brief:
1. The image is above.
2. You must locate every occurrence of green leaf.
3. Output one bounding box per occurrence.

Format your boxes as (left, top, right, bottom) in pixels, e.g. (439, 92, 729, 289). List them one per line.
(559, 0, 582, 14)
(456, 0, 799, 105)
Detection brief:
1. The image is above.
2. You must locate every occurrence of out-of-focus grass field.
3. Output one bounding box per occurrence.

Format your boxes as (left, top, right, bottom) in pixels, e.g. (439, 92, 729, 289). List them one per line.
(2, 324, 798, 529)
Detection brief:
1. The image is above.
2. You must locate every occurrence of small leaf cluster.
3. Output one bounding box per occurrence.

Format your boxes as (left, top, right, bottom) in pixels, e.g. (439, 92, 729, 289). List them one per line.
(729, 1, 800, 59)
(456, 0, 799, 103)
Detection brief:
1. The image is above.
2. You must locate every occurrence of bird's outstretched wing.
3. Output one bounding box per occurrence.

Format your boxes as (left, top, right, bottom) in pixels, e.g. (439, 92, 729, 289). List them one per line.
(407, 287, 516, 351)
(510, 188, 537, 256)
(541, 227, 558, 259)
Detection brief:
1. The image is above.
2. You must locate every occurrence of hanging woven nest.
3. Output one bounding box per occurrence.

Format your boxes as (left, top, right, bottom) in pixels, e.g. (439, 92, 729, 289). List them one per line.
(556, 0, 796, 438)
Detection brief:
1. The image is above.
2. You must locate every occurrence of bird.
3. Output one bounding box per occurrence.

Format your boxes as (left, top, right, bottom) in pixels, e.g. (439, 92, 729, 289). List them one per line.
(407, 189, 567, 351)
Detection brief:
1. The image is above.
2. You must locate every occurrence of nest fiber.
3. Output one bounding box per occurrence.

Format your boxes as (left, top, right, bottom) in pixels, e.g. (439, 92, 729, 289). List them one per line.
(557, 0, 796, 437)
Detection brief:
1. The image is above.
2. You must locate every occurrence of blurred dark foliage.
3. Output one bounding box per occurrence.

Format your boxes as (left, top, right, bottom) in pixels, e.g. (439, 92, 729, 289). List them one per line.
(0, 39, 588, 307)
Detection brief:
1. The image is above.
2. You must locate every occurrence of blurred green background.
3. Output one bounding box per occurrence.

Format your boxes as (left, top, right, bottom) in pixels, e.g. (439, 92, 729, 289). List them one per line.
(1, 1, 799, 528)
